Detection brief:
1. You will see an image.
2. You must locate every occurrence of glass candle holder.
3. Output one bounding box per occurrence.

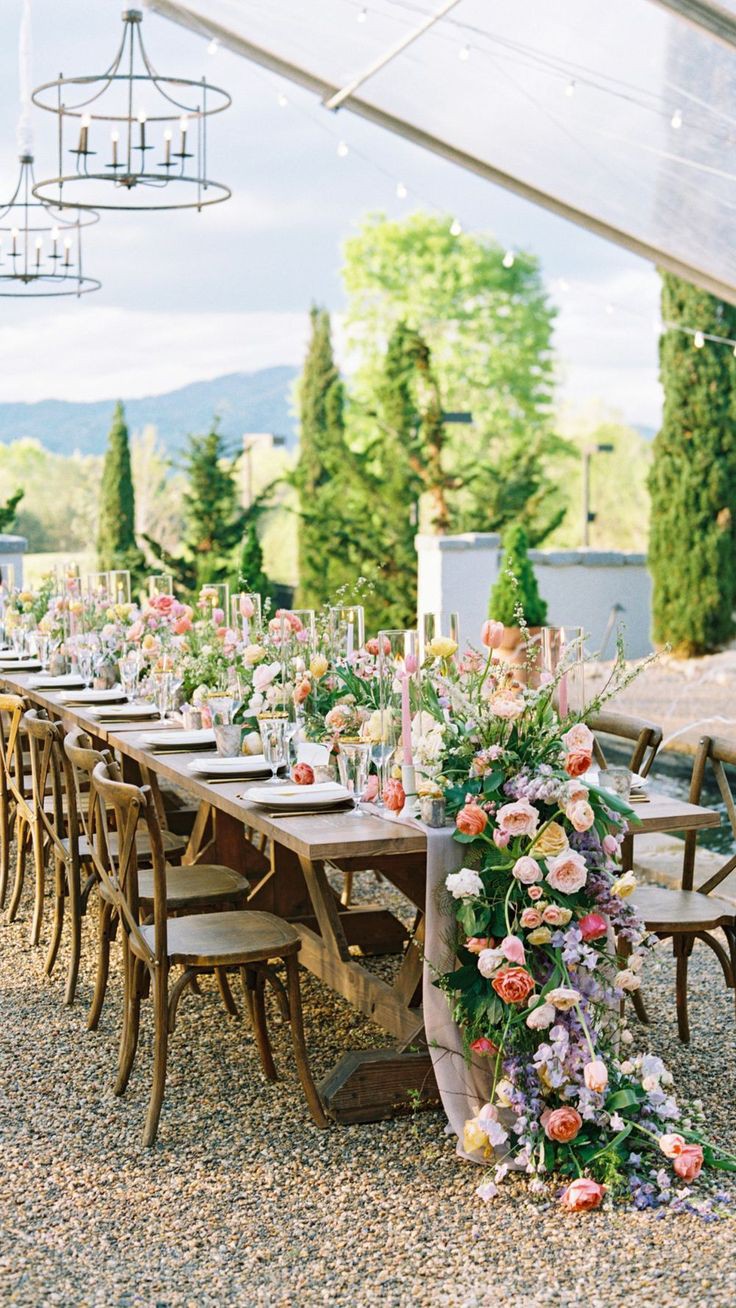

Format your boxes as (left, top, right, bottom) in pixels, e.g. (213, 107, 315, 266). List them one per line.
(231, 591, 262, 641)
(108, 570, 132, 605)
(148, 573, 174, 599)
(328, 605, 365, 662)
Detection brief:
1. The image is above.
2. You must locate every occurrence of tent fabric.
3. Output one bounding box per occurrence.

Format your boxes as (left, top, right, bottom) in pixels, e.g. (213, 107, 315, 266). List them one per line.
(147, 0, 736, 303)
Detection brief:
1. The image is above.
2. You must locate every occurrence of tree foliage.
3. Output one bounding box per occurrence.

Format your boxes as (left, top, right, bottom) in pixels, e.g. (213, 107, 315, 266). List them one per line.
(238, 520, 275, 603)
(97, 402, 146, 580)
(489, 523, 548, 627)
(0, 488, 24, 534)
(648, 273, 736, 655)
(342, 213, 568, 543)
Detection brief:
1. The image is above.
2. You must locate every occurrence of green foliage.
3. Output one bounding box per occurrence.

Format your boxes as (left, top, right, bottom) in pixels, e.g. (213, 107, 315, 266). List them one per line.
(145, 423, 248, 597)
(0, 488, 24, 533)
(546, 413, 651, 552)
(342, 212, 566, 544)
(649, 273, 736, 655)
(0, 439, 101, 552)
(97, 402, 146, 581)
(292, 306, 353, 607)
(238, 520, 274, 602)
(489, 523, 548, 627)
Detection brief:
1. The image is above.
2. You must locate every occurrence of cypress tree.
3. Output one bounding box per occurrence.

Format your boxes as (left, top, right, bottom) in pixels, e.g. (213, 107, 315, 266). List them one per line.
(649, 274, 736, 655)
(489, 523, 547, 626)
(97, 402, 145, 578)
(238, 520, 274, 601)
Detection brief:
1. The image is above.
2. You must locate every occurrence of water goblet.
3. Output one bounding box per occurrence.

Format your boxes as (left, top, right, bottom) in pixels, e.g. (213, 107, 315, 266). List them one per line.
(258, 714, 289, 783)
(77, 643, 94, 688)
(153, 671, 174, 722)
(119, 653, 140, 703)
(337, 739, 372, 816)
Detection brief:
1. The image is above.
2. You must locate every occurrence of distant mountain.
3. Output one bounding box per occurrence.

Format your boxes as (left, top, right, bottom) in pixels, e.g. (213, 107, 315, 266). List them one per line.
(0, 367, 299, 456)
(634, 423, 657, 442)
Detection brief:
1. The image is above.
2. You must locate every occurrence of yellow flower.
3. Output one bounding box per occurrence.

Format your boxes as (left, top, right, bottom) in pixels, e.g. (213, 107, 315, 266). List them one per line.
(526, 926, 553, 946)
(463, 1117, 488, 1154)
(19, 590, 34, 604)
(141, 633, 159, 653)
(494, 1078, 514, 1107)
(243, 644, 266, 666)
(531, 821, 569, 858)
(426, 636, 458, 661)
(309, 654, 329, 679)
(69, 600, 83, 616)
(611, 870, 637, 898)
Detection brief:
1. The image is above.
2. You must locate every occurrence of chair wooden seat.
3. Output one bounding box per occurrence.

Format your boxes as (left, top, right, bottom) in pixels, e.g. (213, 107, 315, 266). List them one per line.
(632, 884, 736, 933)
(134, 909, 300, 966)
(100, 863, 250, 912)
(63, 828, 186, 861)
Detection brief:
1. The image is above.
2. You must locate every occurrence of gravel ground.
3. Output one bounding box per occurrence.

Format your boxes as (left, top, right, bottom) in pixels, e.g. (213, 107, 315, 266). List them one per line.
(1, 861, 736, 1308)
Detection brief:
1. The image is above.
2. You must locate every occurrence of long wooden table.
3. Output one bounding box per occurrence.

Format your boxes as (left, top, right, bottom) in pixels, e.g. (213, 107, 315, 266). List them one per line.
(0, 666, 723, 1121)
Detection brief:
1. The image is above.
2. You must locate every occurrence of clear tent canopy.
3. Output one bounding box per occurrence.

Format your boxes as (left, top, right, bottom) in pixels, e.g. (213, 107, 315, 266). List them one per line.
(147, 0, 736, 305)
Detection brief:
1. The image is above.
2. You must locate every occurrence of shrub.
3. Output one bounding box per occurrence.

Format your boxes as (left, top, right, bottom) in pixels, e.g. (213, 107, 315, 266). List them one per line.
(489, 524, 548, 627)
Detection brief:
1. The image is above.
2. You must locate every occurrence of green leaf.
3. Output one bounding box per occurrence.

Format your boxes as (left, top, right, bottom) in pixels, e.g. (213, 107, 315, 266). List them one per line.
(605, 1086, 645, 1112)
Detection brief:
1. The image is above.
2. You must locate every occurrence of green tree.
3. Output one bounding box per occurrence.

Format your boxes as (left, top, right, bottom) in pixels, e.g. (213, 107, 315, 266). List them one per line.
(342, 212, 567, 542)
(489, 523, 548, 627)
(97, 402, 146, 580)
(145, 424, 248, 596)
(649, 274, 736, 655)
(238, 520, 274, 601)
(292, 307, 355, 606)
(0, 488, 23, 533)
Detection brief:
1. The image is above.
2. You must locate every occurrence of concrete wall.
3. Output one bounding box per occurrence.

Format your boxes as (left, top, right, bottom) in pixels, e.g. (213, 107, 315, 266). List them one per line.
(0, 534, 27, 589)
(416, 533, 652, 659)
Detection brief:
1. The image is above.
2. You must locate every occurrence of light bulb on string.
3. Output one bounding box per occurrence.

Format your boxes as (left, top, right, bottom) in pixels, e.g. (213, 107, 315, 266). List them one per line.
(565, 80, 576, 97)
(605, 303, 614, 315)
(458, 45, 470, 61)
(337, 141, 349, 158)
(694, 330, 705, 348)
(502, 250, 515, 268)
(207, 38, 219, 55)
(450, 219, 462, 236)
(357, 6, 368, 21)
(277, 92, 288, 108)
(396, 181, 408, 199)
(671, 109, 683, 129)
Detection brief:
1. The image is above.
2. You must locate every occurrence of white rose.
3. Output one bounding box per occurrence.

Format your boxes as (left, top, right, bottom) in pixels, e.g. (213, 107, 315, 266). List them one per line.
(616, 969, 641, 992)
(545, 985, 581, 1011)
(477, 948, 505, 978)
(445, 867, 483, 900)
(526, 1002, 556, 1030)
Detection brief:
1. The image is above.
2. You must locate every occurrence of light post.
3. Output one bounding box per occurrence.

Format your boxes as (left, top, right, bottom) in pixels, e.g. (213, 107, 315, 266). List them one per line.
(582, 442, 614, 546)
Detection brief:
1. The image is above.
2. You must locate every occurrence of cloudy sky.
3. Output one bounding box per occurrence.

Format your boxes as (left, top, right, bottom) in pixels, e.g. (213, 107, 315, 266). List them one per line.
(0, 0, 662, 426)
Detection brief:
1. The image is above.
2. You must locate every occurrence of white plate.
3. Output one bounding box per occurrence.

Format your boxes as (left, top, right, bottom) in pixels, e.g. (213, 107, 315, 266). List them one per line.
(86, 702, 159, 720)
(27, 673, 85, 689)
(0, 659, 42, 672)
(187, 754, 272, 778)
(246, 781, 353, 809)
(140, 728, 216, 750)
(57, 687, 127, 704)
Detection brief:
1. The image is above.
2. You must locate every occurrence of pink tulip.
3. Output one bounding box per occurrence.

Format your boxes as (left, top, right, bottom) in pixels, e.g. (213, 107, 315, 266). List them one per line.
(481, 620, 505, 649)
(501, 935, 526, 966)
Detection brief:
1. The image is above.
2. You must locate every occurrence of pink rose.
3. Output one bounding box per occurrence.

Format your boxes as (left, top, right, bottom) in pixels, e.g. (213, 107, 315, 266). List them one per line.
(602, 834, 618, 856)
(253, 663, 279, 692)
(173, 615, 191, 636)
(583, 1059, 608, 1093)
(293, 677, 311, 704)
(485, 692, 524, 720)
(493, 828, 510, 850)
(481, 620, 504, 649)
(564, 781, 589, 805)
(564, 750, 593, 778)
(456, 802, 488, 837)
(579, 912, 608, 942)
(127, 619, 144, 642)
(491, 967, 536, 1005)
(658, 1133, 687, 1159)
(362, 774, 379, 803)
(561, 722, 594, 754)
(466, 937, 490, 954)
(673, 1144, 704, 1181)
(528, 885, 543, 901)
(545, 849, 588, 895)
(559, 1178, 606, 1212)
(543, 1106, 582, 1143)
(520, 907, 543, 929)
(512, 855, 542, 885)
(567, 800, 595, 832)
(383, 778, 405, 813)
(470, 1036, 498, 1056)
(497, 799, 540, 838)
(542, 904, 572, 927)
(500, 934, 526, 965)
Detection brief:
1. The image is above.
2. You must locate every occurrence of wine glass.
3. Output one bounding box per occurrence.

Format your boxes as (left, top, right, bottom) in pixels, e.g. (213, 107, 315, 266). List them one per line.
(77, 640, 94, 688)
(258, 715, 288, 783)
(337, 739, 372, 816)
(36, 633, 50, 670)
(119, 652, 141, 702)
(153, 670, 174, 722)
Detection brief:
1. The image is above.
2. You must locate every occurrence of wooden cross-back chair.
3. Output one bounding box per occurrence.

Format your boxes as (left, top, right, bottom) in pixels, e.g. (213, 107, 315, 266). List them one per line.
(588, 710, 663, 778)
(90, 760, 328, 1145)
(64, 726, 252, 1030)
(631, 735, 736, 1043)
(0, 691, 47, 942)
(23, 710, 86, 1004)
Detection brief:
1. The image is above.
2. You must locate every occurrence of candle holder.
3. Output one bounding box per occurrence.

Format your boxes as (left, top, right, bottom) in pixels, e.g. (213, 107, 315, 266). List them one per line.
(148, 573, 174, 599)
(231, 591, 262, 641)
(541, 627, 585, 717)
(108, 570, 131, 605)
(198, 582, 230, 625)
(377, 628, 420, 809)
(328, 605, 365, 662)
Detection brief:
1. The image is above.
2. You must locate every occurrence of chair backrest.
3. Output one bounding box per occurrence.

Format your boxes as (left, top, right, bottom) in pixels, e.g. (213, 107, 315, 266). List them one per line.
(63, 726, 113, 847)
(682, 735, 736, 895)
(0, 691, 32, 812)
(23, 709, 80, 868)
(90, 760, 168, 967)
(588, 710, 662, 778)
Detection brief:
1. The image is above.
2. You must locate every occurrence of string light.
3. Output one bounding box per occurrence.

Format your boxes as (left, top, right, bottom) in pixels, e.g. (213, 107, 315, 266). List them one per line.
(565, 79, 576, 97)
(458, 44, 470, 62)
(337, 140, 349, 157)
(207, 37, 219, 55)
(396, 181, 408, 198)
(502, 249, 515, 268)
(357, 6, 368, 20)
(693, 330, 705, 348)
(450, 219, 462, 236)
(277, 92, 289, 107)
(671, 109, 683, 129)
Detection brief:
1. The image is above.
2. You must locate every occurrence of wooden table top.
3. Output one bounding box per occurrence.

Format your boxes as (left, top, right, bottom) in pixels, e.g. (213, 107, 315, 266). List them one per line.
(1, 669, 722, 858)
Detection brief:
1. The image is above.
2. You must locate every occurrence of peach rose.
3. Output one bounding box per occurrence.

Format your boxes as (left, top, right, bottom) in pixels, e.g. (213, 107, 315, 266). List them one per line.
(673, 1144, 704, 1181)
(470, 1036, 498, 1056)
(512, 855, 542, 885)
(559, 1178, 606, 1212)
(486, 692, 524, 720)
(481, 620, 504, 649)
(491, 967, 536, 1005)
(542, 904, 572, 927)
(543, 1106, 583, 1143)
(528, 885, 544, 901)
(466, 937, 490, 954)
(520, 907, 543, 929)
(531, 821, 569, 858)
(497, 799, 539, 838)
(545, 849, 588, 895)
(658, 1133, 687, 1159)
(384, 778, 405, 813)
(564, 780, 589, 805)
(567, 800, 595, 832)
(565, 750, 593, 778)
(561, 722, 595, 754)
(456, 802, 488, 836)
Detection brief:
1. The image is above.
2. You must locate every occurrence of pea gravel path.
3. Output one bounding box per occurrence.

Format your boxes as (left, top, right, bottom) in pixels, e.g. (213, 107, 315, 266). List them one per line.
(1, 866, 735, 1308)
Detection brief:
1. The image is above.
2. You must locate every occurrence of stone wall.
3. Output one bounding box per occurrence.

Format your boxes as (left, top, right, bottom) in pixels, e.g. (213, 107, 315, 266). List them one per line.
(416, 533, 652, 658)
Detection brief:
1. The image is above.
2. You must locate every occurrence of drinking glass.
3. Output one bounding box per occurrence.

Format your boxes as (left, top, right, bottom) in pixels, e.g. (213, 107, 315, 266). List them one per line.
(214, 723, 244, 757)
(377, 629, 420, 772)
(154, 671, 174, 722)
(599, 767, 632, 799)
(119, 652, 140, 702)
(77, 640, 94, 688)
(337, 740, 372, 816)
(36, 634, 50, 670)
(259, 715, 289, 783)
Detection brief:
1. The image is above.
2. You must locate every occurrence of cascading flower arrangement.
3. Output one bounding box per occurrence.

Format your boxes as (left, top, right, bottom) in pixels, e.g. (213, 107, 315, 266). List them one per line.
(430, 621, 735, 1213)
